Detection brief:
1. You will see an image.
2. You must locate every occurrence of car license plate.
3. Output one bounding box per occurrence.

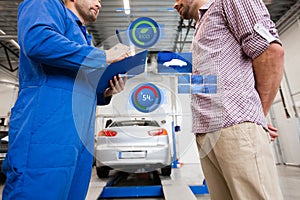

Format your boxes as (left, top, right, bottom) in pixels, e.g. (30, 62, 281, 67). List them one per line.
(119, 151, 146, 159)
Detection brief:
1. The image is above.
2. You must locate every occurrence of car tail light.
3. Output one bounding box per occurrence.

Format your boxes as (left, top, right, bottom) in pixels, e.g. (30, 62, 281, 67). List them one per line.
(148, 128, 168, 136)
(98, 130, 117, 137)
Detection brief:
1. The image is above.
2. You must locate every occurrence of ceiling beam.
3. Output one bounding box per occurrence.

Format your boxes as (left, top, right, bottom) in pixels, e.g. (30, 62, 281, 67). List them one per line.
(0, 35, 17, 40)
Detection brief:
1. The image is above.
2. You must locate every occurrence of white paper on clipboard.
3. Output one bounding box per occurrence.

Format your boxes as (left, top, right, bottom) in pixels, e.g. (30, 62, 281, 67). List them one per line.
(105, 43, 132, 61)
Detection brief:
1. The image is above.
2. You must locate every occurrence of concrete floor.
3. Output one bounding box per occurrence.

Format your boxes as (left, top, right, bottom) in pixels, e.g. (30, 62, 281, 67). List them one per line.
(0, 164, 300, 199)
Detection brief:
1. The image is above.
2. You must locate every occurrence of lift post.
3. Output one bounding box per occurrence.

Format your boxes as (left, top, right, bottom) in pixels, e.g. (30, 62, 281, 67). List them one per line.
(171, 121, 181, 168)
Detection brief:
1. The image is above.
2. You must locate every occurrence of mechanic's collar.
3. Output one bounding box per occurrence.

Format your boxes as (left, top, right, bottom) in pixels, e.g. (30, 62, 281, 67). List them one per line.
(67, 7, 84, 26)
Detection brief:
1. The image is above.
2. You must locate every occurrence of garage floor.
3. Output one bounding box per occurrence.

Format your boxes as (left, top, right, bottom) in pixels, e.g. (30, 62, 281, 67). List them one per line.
(0, 164, 299, 199)
(87, 164, 300, 200)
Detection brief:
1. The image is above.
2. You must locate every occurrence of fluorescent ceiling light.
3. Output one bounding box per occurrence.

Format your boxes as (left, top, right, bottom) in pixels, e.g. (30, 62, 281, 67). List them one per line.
(0, 29, 20, 50)
(123, 0, 130, 15)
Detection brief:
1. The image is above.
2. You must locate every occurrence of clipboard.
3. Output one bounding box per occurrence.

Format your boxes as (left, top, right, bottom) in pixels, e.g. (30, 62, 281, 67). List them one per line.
(97, 50, 148, 93)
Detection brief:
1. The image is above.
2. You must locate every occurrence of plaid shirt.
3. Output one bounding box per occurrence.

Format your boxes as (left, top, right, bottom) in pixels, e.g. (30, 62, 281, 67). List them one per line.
(191, 0, 281, 133)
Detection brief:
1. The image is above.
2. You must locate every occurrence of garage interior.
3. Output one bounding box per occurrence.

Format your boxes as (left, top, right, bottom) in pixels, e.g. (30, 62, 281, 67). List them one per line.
(0, 0, 300, 199)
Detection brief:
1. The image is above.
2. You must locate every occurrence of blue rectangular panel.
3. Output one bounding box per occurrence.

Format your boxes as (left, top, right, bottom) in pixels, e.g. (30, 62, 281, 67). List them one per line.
(157, 52, 192, 74)
(192, 85, 217, 94)
(100, 186, 163, 198)
(178, 85, 191, 94)
(192, 85, 204, 94)
(189, 185, 209, 195)
(178, 75, 191, 84)
(191, 75, 203, 84)
(203, 85, 217, 94)
(204, 75, 217, 84)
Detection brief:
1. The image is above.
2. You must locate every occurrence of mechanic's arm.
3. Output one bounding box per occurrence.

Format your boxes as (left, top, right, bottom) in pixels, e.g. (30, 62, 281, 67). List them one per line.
(19, 0, 113, 70)
(253, 42, 284, 116)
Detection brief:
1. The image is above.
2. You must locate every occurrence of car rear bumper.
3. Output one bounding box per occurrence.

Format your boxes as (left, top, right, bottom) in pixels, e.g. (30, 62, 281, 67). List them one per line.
(95, 145, 171, 172)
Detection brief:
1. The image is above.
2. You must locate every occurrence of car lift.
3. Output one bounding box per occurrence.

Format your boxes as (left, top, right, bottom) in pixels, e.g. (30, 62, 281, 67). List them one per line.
(97, 171, 208, 199)
(96, 122, 209, 199)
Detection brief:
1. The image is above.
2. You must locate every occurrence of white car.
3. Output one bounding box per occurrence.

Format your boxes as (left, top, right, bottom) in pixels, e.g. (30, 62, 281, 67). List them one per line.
(163, 58, 187, 67)
(94, 119, 172, 178)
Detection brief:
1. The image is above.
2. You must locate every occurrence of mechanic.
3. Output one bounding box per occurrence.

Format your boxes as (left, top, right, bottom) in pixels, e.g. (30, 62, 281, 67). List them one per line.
(173, 0, 284, 199)
(2, 0, 127, 199)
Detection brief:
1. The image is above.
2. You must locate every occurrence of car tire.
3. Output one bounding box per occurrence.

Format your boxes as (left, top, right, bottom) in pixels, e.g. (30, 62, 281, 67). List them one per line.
(161, 165, 172, 176)
(96, 166, 110, 178)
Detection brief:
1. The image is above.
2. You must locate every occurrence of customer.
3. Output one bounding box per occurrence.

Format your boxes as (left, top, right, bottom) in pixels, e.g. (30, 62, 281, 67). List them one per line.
(173, 0, 284, 199)
(2, 0, 128, 199)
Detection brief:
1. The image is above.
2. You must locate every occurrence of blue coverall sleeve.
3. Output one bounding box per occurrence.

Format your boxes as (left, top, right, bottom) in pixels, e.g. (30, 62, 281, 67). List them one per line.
(18, 0, 106, 71)
(18, 0, 110, 105)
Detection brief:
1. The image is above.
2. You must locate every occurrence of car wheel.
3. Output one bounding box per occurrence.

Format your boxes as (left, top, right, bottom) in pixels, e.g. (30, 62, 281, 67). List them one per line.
(96, 166, 110, 178)
(161, 165, 172, 176)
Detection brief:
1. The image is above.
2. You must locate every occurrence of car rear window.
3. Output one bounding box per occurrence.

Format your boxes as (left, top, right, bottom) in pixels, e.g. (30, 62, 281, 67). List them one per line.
(110, 120, 159, 127)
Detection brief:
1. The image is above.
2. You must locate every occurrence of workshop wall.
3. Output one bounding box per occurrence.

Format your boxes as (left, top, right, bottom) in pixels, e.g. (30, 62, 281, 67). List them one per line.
(270, 20, 300, 165)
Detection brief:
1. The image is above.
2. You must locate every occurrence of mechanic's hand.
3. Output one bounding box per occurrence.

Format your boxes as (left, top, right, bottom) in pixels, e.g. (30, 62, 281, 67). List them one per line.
(106, 52, 129, 64)
(105, 43, 131, 64)
(104, 74, 127, 97)
(268, 124, 279, 142)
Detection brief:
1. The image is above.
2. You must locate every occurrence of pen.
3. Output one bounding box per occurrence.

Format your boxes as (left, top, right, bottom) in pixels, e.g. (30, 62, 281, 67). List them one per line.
(116, 29, 123, 44)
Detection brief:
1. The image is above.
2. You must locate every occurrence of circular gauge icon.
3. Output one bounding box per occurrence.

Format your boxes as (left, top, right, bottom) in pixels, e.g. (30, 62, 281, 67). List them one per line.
(131, 83, 162, 113)
(128, 17, 160, 49)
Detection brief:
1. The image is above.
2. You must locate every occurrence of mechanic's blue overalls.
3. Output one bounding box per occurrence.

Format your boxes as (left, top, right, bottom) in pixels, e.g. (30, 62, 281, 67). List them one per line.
(2, 0, 109, 199)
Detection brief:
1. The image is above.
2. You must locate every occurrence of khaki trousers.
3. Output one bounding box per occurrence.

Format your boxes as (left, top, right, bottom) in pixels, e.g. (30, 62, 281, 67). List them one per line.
(196, 122, 283, 200)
